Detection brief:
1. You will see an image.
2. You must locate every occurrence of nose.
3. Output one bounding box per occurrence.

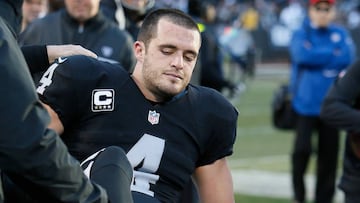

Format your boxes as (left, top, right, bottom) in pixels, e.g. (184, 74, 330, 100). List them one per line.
(170, 53, 184, 69)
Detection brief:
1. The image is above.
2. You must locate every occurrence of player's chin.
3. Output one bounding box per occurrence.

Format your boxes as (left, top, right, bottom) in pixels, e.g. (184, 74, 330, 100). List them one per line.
(162, 84, 184, 96)
(168, 87, 183, 96)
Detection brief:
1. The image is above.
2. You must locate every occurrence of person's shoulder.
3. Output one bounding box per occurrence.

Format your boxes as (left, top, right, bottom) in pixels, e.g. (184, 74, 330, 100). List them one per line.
(189, 84, 222, 97)
(295, 17, 310, 31)
(291, 23, 308, 36)
(329, 23, 350, 33)
(188, 85, 237, 113)
(31, 10, 62, 26)
(186, 85, 238, 130)
(53, 55, 126, 80)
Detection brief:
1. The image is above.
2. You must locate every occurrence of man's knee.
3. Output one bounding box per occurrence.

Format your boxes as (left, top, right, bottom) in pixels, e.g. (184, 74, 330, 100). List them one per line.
(82, 146, 134, 203)
(82, 146, 133, 182)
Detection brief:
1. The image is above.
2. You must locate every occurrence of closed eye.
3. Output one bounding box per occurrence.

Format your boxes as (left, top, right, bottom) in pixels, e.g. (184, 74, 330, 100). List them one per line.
(184, 53, 196, 62)
(160, 46, 176, 55)
(159, 45, 197, 62)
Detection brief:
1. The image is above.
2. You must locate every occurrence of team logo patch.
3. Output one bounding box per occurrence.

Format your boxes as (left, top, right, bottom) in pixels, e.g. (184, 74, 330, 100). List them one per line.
(148, 110, 160, 125)
(91, 89, 115, 112)
(101, 46, 113, 57)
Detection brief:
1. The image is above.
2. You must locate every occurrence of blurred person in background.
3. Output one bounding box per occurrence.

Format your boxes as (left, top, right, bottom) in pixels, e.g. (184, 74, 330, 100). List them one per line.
(120, 0, 154, 39)
(99, 0, 125, 29)
(21, 0, 47, 32)
(240, 1, 260, 32)
(100, 0, 155, 40)
(198, 2, 238, 97)
(289, 0, 356, 202)
(19, 0, 135, 74)
(216, 0, 241, 26)
(224, 13, 256, 77)
(321, 60, 360, 203)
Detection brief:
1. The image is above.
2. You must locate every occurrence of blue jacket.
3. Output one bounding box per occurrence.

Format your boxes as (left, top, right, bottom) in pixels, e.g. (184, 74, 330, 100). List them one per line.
(289, 17, 356, 116)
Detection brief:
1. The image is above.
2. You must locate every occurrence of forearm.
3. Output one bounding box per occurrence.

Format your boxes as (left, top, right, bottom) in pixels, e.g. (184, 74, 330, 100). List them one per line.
(21, 44, 98, 75)
(194, 158, 235, 203)
(21, 45, 49, 74)
(290, 32, 333, 67)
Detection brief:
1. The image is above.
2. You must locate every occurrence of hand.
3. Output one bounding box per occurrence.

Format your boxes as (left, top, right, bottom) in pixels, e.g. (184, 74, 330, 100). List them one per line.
(46, 45, 97, 63)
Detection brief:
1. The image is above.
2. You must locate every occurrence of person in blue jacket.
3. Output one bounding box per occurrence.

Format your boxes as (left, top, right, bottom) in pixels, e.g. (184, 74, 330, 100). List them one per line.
(288, 0, 355, 203)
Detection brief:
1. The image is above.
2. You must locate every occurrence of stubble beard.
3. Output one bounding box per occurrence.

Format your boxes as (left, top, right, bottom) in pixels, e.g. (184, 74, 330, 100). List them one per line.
(142, 60, 178, 102)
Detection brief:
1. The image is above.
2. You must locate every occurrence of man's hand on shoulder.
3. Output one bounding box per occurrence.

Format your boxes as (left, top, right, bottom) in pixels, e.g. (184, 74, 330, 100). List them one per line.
(47, 45, 97, 64)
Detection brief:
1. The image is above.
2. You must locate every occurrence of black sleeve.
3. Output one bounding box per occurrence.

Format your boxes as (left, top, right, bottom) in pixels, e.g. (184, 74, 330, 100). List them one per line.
(321, 60, 360, 133)
(196, 89, 238, 166)
(0, 17, 108, 203)
(37, 56, 102, 130)
(21, 45, 50, 74)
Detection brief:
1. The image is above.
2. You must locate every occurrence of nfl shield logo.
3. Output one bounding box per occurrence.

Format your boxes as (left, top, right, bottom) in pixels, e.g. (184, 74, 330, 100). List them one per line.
(148, 110, 160, 125)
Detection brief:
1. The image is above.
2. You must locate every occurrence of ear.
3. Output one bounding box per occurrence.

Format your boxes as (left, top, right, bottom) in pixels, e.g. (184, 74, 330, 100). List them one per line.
(134, 41, 145, 60)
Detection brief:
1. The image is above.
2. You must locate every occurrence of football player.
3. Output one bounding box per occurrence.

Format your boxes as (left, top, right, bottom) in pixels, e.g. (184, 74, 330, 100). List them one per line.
(37, 8, 238, 203)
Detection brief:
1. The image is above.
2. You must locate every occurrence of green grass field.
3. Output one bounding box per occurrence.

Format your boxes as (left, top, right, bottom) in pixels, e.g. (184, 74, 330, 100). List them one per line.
(227, 64, 294, 202)
(235, 194, 289, 202)
(229, 66, 293, 171)
(226, 64, 344, 202)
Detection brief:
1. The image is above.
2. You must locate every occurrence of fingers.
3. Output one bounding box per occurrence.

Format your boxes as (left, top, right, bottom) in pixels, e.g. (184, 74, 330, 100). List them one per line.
(46, 44, 98, 63)
(70, 45, 98, 59)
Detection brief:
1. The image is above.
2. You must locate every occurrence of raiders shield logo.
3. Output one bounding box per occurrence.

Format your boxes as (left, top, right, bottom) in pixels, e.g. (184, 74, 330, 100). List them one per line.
(148, 110, 160, 125)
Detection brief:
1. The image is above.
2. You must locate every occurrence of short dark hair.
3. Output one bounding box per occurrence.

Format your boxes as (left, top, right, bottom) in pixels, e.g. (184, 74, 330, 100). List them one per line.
(137, 8, 200, 47)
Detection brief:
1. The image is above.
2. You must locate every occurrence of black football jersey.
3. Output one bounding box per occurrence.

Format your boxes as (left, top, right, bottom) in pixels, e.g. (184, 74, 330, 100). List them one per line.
(37, 55, 238, 202)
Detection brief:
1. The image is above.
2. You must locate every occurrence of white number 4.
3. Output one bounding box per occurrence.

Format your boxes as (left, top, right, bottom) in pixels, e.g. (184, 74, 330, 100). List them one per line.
(36, 62, 59, 95)
(127, 134, 165, 196)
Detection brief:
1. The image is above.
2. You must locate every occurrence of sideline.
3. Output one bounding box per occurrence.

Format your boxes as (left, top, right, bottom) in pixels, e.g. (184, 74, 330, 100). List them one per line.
(231, 169, 344, 203)
(230, 63, 344, 202)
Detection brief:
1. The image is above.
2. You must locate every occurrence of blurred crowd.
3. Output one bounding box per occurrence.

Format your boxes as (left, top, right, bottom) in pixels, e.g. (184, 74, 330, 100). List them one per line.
(20, 0, 360, 96)
(21, 0, 360, 57)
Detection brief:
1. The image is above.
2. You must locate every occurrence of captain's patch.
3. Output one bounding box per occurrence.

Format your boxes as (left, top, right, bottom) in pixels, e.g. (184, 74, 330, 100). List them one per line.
(92, 89, 115, 112)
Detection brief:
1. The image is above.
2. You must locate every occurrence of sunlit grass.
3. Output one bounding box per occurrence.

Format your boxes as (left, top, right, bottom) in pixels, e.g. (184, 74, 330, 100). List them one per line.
(235, 193, 290, 203)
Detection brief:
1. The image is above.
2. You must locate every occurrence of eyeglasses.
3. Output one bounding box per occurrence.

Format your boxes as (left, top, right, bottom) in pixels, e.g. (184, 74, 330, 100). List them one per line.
(313, 5, 332, 13)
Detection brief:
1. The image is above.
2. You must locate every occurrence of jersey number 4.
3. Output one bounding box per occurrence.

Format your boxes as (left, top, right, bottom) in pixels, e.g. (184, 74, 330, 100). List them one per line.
(36, 62, 59, 95)
(127, 134, 165, 196)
